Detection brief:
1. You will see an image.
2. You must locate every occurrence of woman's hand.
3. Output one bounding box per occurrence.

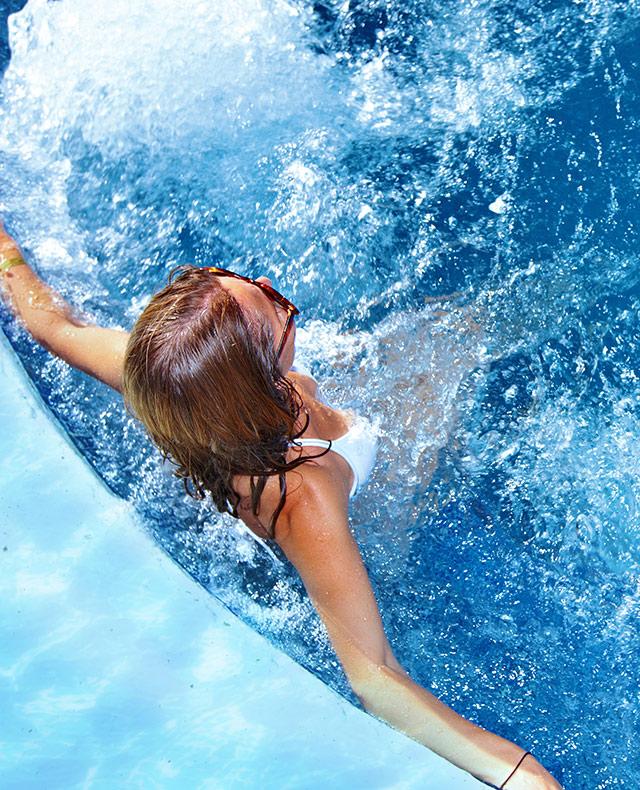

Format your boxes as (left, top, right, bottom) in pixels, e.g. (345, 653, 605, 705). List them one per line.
(0, 219, 23, 260)
(0, 219, 129, 391)
(500, 753, 562, 789)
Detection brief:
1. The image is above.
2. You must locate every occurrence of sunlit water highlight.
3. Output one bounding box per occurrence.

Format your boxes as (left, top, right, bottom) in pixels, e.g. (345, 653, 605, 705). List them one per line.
(2, 1, 640, 786)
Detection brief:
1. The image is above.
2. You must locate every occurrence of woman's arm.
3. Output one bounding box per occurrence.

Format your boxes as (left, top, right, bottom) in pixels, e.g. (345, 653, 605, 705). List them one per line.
(0, 223, 128, 391)
(276, 467, 561, 789)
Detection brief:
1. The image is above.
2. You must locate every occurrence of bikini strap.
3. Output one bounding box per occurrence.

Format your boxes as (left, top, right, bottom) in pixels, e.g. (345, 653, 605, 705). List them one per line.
(292, 438, 332, 449)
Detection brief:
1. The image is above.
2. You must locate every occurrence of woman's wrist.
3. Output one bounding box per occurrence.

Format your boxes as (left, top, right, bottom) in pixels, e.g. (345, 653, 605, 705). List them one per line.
(486, 751, 560, 790)
(0, 254, 26, 274)
(466, 725, 533, 788)
(0, 229, 27, 274)
(500, 750, 531, 787)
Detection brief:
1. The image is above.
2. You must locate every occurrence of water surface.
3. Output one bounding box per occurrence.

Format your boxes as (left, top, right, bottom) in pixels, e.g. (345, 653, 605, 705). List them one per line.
(2, 2, 640, 786)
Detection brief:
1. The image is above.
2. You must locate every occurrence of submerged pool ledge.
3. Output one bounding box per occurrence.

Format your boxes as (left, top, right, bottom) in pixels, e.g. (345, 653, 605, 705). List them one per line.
(0, 334, 481, 789)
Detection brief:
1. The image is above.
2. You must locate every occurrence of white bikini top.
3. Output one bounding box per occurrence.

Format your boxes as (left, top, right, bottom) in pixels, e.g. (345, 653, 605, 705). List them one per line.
(291, 413, 378, 498)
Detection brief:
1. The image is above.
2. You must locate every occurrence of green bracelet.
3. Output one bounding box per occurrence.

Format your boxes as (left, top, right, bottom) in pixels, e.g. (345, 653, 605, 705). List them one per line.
(0, 255, 26, 273)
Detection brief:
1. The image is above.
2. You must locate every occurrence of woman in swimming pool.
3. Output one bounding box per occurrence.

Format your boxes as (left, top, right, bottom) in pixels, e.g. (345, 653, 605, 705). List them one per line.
(0, 220, 560, 790)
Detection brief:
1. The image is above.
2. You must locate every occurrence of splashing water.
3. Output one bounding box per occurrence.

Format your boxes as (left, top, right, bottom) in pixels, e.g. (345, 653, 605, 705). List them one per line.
(2, 1, 640, 786)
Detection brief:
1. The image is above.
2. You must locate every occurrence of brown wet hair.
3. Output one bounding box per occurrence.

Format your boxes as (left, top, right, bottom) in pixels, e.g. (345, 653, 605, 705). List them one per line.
(122, 265, 321, 538)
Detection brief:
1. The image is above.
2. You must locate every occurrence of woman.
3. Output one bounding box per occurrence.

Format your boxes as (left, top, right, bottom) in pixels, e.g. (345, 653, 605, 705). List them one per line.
(0, 220, 561, 790)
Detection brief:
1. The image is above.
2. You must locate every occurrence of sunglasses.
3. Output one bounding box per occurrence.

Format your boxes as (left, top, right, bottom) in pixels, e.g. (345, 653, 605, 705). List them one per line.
(206, 266, 299, 359)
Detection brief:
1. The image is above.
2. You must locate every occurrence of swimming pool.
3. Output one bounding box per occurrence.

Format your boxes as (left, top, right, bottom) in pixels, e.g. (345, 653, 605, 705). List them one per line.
(2, 1, 640, 787)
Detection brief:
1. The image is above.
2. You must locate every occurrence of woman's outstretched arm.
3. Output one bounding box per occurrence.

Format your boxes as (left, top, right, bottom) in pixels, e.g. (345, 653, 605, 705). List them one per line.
(0, 222, 128, 391)
(276, 466, 561, 789)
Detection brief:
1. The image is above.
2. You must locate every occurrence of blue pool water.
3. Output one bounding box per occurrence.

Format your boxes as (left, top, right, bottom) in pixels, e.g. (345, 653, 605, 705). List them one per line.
(2, 1, 640, 787)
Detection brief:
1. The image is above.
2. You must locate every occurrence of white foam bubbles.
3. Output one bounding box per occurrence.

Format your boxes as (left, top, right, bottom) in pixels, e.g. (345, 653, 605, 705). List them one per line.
(4, 0, 329, 151)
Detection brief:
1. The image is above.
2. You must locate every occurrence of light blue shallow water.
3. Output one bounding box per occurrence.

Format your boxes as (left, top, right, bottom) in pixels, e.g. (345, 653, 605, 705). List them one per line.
(2, 2, 640, 787)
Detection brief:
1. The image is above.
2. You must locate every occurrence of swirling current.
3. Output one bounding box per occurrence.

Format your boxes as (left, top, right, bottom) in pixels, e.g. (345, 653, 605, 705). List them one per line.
(2, 1, 640, 787)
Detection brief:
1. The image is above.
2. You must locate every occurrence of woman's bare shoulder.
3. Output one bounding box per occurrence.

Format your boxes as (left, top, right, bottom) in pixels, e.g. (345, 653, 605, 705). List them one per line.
(287, 367, 318, 398)
(234, 457, 348, 542)
(276, 460, 350, 544)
